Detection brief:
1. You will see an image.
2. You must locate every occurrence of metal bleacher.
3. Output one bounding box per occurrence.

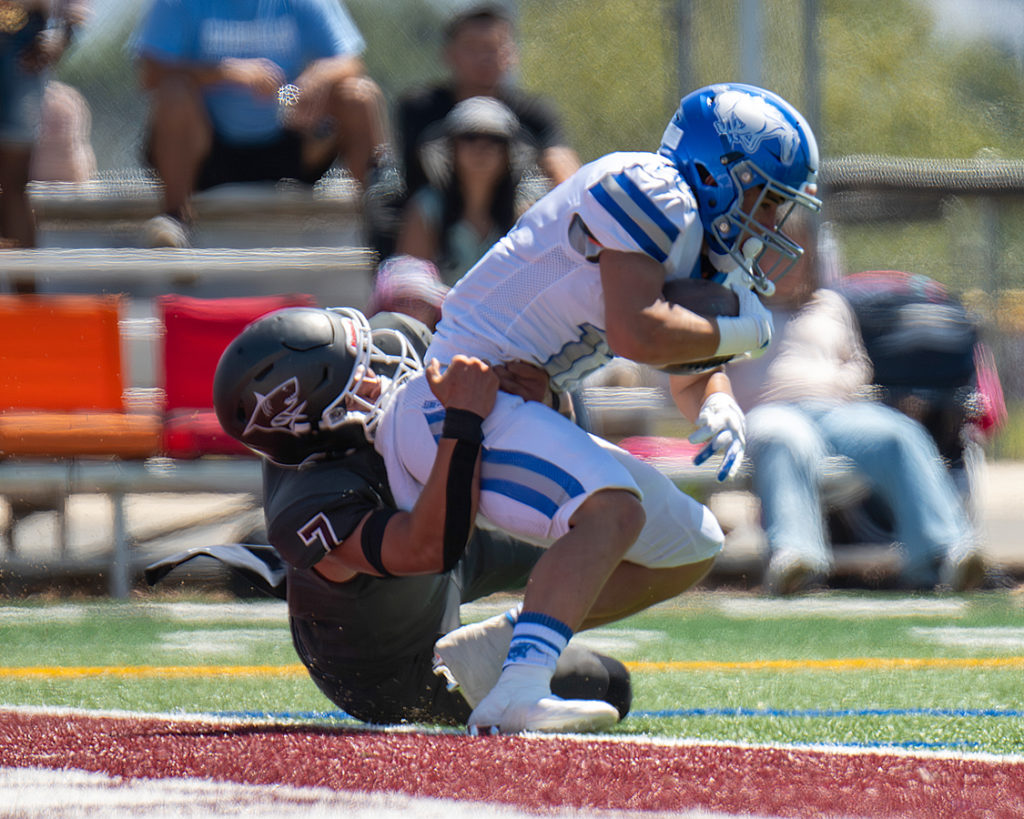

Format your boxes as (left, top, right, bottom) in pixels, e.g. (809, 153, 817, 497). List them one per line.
(0, 175, 376, 597)
(0, 174, 887, 597)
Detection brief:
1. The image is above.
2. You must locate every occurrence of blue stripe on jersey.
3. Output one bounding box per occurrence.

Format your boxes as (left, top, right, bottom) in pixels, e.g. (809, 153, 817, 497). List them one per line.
(589, 171, 679, 262)
(482, 449, 585, 497)
(476, 448, 587, 519)
(615, 171, 681, 246)
(481, 478, 560, 518)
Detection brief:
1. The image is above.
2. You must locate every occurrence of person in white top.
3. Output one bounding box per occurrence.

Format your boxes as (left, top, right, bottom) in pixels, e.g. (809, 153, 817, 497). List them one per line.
(377, 83, 822, 734)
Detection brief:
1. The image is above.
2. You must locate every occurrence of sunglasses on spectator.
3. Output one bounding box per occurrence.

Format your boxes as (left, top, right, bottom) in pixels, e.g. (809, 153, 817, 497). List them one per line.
(455, 133, 509, 146)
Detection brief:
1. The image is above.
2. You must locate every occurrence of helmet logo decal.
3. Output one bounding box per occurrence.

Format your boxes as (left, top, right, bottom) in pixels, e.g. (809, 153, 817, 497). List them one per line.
(341, 317, 359, 354)
(712, 90, 799, 164)
(244, 376, 311, 438)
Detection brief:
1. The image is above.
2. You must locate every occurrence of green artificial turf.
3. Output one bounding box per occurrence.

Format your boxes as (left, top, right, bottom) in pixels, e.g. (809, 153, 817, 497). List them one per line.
(2, 590, 1023, 753)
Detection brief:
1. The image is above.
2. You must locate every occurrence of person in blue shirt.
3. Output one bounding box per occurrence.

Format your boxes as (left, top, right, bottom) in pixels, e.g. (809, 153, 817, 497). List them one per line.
(133, 0, 387, 248)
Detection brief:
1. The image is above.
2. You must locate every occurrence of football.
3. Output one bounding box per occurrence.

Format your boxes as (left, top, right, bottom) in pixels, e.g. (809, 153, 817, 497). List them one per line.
(657, 277, 740, 375)
(662, 276, 739, 318)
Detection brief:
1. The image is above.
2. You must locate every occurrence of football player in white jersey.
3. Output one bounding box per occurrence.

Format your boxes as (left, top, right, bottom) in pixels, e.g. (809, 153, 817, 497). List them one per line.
(378, 83, 822, 734)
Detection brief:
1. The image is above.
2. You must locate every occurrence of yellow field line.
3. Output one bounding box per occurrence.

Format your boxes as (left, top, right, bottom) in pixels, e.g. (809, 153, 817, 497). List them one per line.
(629, 656, 1024, 672)
(3, 656, 1024, 679)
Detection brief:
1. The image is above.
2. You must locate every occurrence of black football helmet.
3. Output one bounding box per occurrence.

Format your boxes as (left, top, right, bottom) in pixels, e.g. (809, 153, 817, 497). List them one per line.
(213, 307, 422, 466)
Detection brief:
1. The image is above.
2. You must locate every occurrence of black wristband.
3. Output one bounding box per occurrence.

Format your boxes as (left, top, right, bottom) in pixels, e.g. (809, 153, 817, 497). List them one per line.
(441, 407, 484, 444)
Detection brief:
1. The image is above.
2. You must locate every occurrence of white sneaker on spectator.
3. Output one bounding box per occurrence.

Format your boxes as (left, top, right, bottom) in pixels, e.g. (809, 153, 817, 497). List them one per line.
(433, 608, 517, 708)
(144, 214, 190, 249)
(940, 548, 986, 592)
(467, 664, 619, 735)
(764, 551, 827, 596)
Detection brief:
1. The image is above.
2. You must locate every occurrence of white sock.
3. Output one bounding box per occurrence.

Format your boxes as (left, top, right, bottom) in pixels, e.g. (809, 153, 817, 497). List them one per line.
(504, 611, 571, 673)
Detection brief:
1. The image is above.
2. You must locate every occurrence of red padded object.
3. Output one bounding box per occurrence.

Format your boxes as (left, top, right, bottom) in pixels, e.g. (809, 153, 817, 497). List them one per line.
(618, 435, 704, 467)
(161, 409, 252, 459)
(159, 293, 316, 457)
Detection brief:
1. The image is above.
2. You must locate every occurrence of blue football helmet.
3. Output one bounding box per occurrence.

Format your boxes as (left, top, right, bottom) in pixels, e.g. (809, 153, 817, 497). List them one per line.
(659, 83, 821, 294)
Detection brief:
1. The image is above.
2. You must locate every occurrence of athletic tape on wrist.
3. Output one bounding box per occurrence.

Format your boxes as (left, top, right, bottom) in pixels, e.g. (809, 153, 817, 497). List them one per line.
(360, 507, 399, 577)
(714, 315, 761, 358)
(441, 408, 484, 572)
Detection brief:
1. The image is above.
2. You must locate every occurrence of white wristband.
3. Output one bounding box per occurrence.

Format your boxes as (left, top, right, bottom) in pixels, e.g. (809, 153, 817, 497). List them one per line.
(714, 315, 764, 358)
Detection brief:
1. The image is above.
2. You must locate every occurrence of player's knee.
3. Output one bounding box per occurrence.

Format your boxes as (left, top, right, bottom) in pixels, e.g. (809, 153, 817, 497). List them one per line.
(333, 75, 384, 112)
(580, 488, 646, 545)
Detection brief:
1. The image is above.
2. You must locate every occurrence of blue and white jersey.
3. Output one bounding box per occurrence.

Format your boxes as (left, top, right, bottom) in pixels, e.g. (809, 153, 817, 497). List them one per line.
(427, 151, 703, 392)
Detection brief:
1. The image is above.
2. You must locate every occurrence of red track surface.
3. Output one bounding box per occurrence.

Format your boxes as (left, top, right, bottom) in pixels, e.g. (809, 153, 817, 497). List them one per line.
(2, 708, 1022, 818)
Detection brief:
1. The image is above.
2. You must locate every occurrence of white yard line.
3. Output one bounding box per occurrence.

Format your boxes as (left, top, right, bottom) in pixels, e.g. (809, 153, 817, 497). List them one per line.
(0, 764, 742, 819)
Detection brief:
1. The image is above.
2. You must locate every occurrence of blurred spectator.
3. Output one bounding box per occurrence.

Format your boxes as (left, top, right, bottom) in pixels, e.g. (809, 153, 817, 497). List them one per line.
(396, 95, 534, 286)
(396, 3, 579, 204)
(132, 0, 389, 249)
(732, 222, 1000, 594)
(0, 0, 88, 248)
(366, 254, 449, 331)
(30, 80, 95, 182)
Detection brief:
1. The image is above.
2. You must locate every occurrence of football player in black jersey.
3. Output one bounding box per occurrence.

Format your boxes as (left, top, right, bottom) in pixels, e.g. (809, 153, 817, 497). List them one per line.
(148, 308, 630, 725)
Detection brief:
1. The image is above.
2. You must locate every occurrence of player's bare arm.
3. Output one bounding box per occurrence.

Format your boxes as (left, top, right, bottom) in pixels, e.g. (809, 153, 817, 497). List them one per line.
(599, 249, 721, 366)
(668, 369, 733, 424)
(316, 355, 498, 580)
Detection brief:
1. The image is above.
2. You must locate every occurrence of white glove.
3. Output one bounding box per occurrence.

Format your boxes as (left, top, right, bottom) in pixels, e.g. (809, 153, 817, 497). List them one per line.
(688, 392, 746, 482)
(714, 284, 773, 359)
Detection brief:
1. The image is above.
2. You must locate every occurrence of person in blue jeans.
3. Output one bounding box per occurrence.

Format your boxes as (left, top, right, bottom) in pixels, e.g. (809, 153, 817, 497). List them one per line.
(132, 0, 388, 248)
(745, 274, 986, 595)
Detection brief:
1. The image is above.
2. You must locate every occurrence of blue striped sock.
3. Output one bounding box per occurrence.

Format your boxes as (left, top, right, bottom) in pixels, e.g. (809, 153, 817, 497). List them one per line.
(504, 611, 572, 672)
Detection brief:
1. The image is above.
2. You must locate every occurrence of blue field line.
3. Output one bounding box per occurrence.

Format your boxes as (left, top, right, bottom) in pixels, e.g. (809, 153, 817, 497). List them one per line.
(813, 740, 984, 750)
(632, 706, 1024, 718)
(211, 709, 355, 721)
(210, 706, 1024, 723)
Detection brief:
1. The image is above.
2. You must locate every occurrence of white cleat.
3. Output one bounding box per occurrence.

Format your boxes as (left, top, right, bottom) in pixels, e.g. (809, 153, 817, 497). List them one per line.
(467, 664, 619, 735)
(433, 608, 517, 708)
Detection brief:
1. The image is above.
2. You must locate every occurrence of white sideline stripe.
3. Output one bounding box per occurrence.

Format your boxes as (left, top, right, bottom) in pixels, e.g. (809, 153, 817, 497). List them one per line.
(0, 596, 967, 626)
(909, 626, 1024, 649)
(0, 601, 288, 625)
(713, 597, 967, 619)
(0, 766, 748, 819)
(4, 704, 1024, 767)
(2, 766, 660, 819)
(157, 628, 289, 656)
